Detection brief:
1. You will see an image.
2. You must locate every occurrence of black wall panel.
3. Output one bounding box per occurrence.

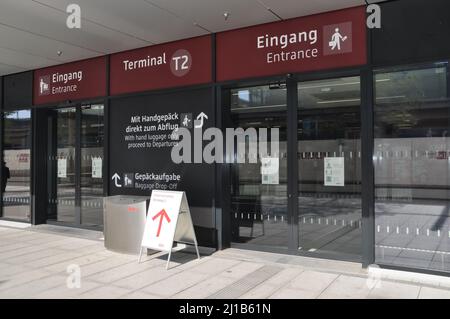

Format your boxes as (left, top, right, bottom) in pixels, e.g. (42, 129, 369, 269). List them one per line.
(3, 71, 33, 109)
(109, 87, 216, 247)
(373, 0, 450, 66)
(0, 76, 3, 109)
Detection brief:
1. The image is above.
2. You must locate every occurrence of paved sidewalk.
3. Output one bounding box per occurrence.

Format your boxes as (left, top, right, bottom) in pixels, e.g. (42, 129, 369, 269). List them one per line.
(1, 223, 450, 299)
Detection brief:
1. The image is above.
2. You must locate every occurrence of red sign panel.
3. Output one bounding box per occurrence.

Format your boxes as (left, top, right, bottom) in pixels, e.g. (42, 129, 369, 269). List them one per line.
(110, 35, 212, 95)
(34, 56, 107, 105)
(217, 6, 367, 81)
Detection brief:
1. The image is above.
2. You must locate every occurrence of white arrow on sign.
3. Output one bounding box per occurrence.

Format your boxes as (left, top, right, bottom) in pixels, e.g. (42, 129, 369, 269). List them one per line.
(112, 173, 122, 187)
(194, 112, 208, 128)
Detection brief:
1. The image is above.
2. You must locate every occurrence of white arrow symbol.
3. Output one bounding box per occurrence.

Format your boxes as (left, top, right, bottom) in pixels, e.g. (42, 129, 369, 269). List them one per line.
(112, 173, 122, 187)
(195, 112, 208, 128)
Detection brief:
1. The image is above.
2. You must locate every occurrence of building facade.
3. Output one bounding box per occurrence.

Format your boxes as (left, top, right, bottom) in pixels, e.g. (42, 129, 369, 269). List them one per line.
(1, 0, 450, 275)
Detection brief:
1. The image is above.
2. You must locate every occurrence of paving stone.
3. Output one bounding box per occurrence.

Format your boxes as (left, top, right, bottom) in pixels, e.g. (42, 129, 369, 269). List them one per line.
(3, 248, 66, 264)
(368, 281, 421, 299)
(269, 287, 320, 299)
(113, 266, 182, 290)
(289, 270, 338, 292)
(25, 252, 82, 268)
(78, 285, 132, 299)
(186, 257, 241, 275)
(208, 265, 282, 299)
(1, 224, 449, 299)
(418, 286, 450, 299)
(239, 283, 281, 299)
(32, 280, 102, 299)
(78, 256, 135, 277)
(44, 252, 110, 273)
(265, 267, 304, 286)
(0, 269, 53, 291)
(141, 270, 209, 297)
(88, 257, 165, 284)
(0, 274, 67, 298)
(171, 276, 237, 299)
(318, 275, 372, 299)
(220, 261, 265, 279)
(120, 291, 162, 299)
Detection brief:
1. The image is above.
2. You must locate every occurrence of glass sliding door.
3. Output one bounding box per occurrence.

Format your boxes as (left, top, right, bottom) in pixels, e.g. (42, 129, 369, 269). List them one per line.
(55, 107, 77, 223)
(297, 76, 362, 261)
(229, 84, 289, 249)
(374, 63, 450, 272)
(47, 104, 105, 228)
(2, 110, 32, 221)
(80, 104, 104, 227)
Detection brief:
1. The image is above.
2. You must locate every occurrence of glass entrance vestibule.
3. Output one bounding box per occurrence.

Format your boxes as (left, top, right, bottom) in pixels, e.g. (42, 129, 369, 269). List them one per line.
(45, 104, 105, 228)
(226, 73, 363, 262)
(224, 62, 450, 273)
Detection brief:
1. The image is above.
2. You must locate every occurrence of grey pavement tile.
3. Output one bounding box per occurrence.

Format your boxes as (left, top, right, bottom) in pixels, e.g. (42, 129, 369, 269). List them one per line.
(88, 257, 165, 284)
(220, 261, 265, 279)
(239, 267, 305, 299)
(32, 280, 102, 299)
(0, 274, 67, 298)
(3, 225, 450, 300)
(77, 256, 135, 277)
(239, 283, 281, 299)
(208, 265, 282, 299)
(368, 281, 421, 299)
(269, 287, 320, 299)
(0, 269, 53, 291)
(78, 285, 132, 299)
(265, 267, 304, 286)
(5, 248, 67, 265)
(120, 291, 162, 299)
(44, 252, 110, 273)
(0, 242, 30, 251)
(185, 257, 241, 275)
(289, 270, 339, 292)
(418, 286, 450, 299)
(113, 265, 182, 290)
(0, 245, 54, 260)
(172, 276, 237, 299)
(141, 270, 210, 297)
(0, 263, 31, 278)
(318, 275, 372, 299)
(24, 252, 82, 268)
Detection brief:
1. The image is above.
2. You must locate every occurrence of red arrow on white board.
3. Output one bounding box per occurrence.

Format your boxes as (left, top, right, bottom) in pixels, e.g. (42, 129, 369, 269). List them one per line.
(152, 209, 171, 237)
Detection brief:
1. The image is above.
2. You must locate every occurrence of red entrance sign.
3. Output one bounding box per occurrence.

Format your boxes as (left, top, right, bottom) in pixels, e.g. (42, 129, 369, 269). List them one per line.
(217, 6, 367, 82)
(33, 56, 107, 105)
(110, 35, 212, 95)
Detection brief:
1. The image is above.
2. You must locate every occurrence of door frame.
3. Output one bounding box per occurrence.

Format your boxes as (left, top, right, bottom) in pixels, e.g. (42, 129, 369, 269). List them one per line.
(42, 101, 106, 231)
(221, 66, 374, 265)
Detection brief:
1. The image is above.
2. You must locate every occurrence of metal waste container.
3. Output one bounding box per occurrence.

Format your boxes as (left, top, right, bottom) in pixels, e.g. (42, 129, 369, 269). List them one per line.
(103, 195, 150, 254)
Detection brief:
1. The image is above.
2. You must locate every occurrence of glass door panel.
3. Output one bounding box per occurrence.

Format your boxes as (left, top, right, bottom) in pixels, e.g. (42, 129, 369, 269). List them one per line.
(56, 107, 77, 223)
(2, 110, 32, 221)
(374, 63, 450, 272)
(230, 85, 288, 249)
(81, 104, 104, 227)
(297, 76, 362, 260)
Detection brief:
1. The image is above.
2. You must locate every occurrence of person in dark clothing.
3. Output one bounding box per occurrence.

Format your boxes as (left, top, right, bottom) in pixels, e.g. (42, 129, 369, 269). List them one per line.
(2, 161, 10, 193)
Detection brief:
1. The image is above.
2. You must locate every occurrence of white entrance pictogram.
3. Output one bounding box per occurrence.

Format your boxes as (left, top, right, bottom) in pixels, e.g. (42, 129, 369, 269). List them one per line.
(329, 28, 348, 51)
(39, 77, 49, 95)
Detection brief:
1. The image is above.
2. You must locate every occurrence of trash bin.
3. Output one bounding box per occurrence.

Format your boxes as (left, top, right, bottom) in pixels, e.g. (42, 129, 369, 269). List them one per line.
(103, 195, 150, 254)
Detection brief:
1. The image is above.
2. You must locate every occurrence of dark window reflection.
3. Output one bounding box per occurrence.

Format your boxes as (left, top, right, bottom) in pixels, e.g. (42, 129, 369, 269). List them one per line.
(81, 104, 104, 227)
(55, 107, 76, 223)
(298, 77, 362, 261)
(230, 85, 288, 248)
(2, 110, 32, 221)
(374, 63, 450, 272)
